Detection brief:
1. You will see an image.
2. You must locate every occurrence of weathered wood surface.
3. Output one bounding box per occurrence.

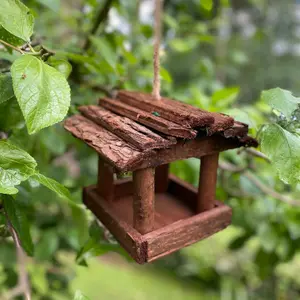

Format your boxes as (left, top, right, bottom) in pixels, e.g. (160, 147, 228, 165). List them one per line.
(136, 135, 243, 170)
(223, 121, 248, 138)
(79, 105, 176, 150)
(98, 157, 115, 202)
(206, 113, 235, 135)
(99, 97, 197, 139)
(117, 90, 215, 127)
(198, 153, 219, 212)
(133, 168, 155, 234)
(84, 176, 232, 263)
(83, 186, 147, 264)
(144, 202, 232, 261)
(64, 115, 151, 171)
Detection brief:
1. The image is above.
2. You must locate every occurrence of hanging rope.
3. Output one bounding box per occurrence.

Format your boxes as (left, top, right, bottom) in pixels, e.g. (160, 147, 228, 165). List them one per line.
(152, 0, 163, 100)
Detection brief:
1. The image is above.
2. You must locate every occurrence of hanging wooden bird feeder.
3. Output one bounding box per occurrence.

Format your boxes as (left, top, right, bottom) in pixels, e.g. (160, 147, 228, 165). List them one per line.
(64, 90, 258, 264)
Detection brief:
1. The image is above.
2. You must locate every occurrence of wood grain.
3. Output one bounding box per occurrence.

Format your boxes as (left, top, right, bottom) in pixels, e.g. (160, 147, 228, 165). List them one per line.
(198, 153, 219, 212)
(64, 115, 152, 171)
(117, 90, 215, 127)
(144, 203, 232, 261)
(79, 105, 176, 150)
(133, 168, 155, 234)
(99, 97, 197, 139)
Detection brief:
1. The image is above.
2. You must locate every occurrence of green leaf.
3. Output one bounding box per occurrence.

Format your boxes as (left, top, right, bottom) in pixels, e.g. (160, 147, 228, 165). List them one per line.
(261, 88, 300, 119)
(11, 55, 71, 134)
(35, 230, 59, 261)
(211, 86, 240, 109)
(30, 172, 71, 201)
(0, 97, 24, 131)
(48, 58, 72, 79)
(0, 26, 24, 48)
(0, 74, 14, 104)
(89, 36, 117, 69)
(200, 0, 213, 11)
(260, 124, 300, 184)
(35, 0, 60, 12)
(2, 195, 34, 256)
(0, 141, 37, 194)
(160, 67, 172, 83)
(0, 0, 34, 42)
(74, 290, 90, 300)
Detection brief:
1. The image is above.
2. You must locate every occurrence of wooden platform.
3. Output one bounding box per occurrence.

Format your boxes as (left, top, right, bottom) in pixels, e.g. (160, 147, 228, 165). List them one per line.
(83, 175, 232, 264)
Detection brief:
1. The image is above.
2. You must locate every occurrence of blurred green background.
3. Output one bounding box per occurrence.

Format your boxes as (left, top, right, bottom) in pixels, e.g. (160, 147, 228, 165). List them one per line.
(2, 0, 300, 299)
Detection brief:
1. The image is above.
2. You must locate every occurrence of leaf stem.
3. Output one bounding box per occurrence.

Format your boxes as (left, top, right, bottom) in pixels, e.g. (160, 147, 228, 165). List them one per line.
(28, 43, 36, 53)
(4, 211, 31, 300)
(0, 39, 24, 54)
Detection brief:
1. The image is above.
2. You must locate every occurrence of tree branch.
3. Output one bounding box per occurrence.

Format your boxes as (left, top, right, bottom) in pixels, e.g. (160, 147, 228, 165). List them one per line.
(83, 0, 115, 51)
(0, 39, 24, 54)
(4, 217, 31, 300)
(219, 161, 300, 207)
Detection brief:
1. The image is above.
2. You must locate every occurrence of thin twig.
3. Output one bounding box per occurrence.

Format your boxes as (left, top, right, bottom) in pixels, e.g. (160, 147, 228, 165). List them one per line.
(0, 39, 24, 54)
(219, 161, 300, 207)
(83, 0, 115, 51)
(152, 0, 163, 100)
(4, 217, 31, 300)
(244, 148, 271, 163)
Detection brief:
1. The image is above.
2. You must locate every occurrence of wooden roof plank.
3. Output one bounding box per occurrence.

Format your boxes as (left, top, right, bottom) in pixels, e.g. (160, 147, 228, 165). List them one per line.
(79, 105, 176, 150)
(64, 115, 149, 171)
(99, 97, 197, 139)
(117, 90, 215, 128)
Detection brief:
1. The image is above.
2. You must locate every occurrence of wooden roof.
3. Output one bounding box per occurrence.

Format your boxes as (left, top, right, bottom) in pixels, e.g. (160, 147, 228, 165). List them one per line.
(64, 90, 258, 172)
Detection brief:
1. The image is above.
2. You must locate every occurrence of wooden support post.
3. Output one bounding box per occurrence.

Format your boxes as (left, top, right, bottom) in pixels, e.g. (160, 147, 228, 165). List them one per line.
(155, 164, 169, 193)
(98, 157, 115, 202)
(133, 168, 155, 234)
(197, 153, 219, 213)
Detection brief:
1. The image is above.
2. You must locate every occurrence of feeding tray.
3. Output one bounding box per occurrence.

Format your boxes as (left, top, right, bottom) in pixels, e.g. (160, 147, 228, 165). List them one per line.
(64, 90, 257, 264)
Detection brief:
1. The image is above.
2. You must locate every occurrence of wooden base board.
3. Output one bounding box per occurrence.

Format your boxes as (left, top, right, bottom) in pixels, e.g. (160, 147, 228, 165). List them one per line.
(83, 176, 232, 264)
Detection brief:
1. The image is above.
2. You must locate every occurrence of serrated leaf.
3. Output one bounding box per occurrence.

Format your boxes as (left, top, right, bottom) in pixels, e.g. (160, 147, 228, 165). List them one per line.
(0, 0, 34, 42)
(30, 172, 71, 201)
(0, 141, 37, 194)
(0, 74, 14, 104)
(261, 88, 300, 119)
(48, 58, 72, 79)
(11, 55, 71, 134)
(89, 36, 117, 69)
(260, 124, 300, 184)
(2, 195, 34, 256)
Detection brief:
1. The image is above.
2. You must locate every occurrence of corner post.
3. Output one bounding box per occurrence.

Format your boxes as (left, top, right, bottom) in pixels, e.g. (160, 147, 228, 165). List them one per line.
(98, 156, 115, 202)
(133, 167, 155, 234)
(197, 153, 219, 213)
(155, 164, 169, 193)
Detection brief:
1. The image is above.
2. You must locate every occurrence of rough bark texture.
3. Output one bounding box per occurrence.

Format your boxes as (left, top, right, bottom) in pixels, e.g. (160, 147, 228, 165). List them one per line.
(198, 153, 219, 212)
(133, 168, 155, 234)
(117, 90, 215, 127)
(80, 105, 176, 150)
(99, 97, 197, 139)
(206, 113, 235, 135)
(223, 121, 249, 138)
(64, 115, 151, 171)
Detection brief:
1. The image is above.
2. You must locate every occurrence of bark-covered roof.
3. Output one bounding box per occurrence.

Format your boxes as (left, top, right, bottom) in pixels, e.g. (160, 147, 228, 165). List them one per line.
(64, 90, 258, 171)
